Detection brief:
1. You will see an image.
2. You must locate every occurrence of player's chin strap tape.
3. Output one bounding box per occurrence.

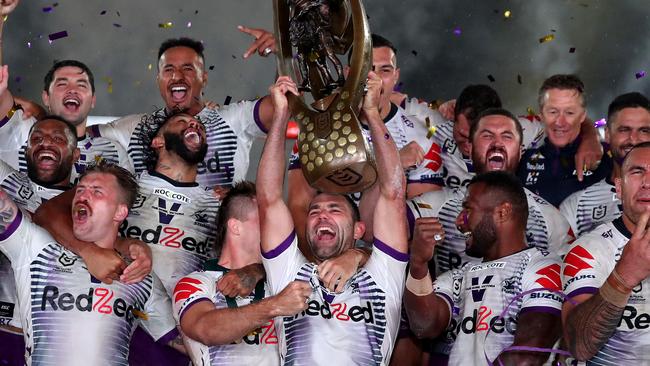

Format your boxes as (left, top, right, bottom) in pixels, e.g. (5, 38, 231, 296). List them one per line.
(484, 288, 578, 366)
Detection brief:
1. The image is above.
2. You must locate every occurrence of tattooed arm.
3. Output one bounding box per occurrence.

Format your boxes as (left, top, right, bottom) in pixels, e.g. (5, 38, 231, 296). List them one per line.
(0, 188, 18, 233)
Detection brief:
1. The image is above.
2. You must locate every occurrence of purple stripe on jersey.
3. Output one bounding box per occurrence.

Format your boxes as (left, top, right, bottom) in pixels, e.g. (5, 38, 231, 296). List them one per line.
(567, 286, 599, 299)
(407, 177, 440, 185)
(89, 124, 102, 138)
(373, 237, 409, 262)
(519, 306, 561, 316)
(262, 231, 296, 259)
(178, 298, 213, 322)
(0, 210, 22, 241)
(406, 205, 416, 240)
(253, 99, 268, 133)
(156, 326, 181, 344)
(436, 292, 453, 310)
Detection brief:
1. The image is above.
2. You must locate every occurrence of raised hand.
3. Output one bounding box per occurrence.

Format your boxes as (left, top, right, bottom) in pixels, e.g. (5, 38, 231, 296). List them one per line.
(238, 25, 277, 59)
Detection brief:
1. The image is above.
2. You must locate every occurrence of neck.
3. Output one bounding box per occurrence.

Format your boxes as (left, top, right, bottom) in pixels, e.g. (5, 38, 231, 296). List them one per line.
(75, 122, 87, 138)
(484, 230, 527, 262)
(622, 213, 639, 236)
(166, 101, 203, 117)
(217, 239, 261, 269)
(155, 155, 198, 183)
(379, 98, 391, 120)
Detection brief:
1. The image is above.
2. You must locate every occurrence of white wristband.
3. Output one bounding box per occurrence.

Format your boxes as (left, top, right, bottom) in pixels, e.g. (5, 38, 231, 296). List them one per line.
(406, 269, 434, 296)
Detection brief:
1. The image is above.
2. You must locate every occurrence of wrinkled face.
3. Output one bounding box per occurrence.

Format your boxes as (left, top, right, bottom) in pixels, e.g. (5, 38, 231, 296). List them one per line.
(606, 107, 650, 163)
(456, 183, 498, 258)
(471, 115, 522, 174)
(372, 46, 399, 105)
(71, 172, 126, 242)
(157, 46, 207, 113)
(306, 193, 360, 261)
(160, 114, 208, 164)
(616, 147, 650, 226)
(453, 113, 472, 157)
(26, 119, 78, 186)
(540, 88, 586, 148)
(42, 66, 95, 128)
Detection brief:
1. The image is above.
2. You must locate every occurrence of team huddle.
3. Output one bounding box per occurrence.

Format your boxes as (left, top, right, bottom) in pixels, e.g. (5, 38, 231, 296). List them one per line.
(1, 2, 650, 366)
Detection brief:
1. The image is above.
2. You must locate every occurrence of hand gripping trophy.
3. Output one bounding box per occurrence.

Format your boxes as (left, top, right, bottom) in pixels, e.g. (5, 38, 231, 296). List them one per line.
(274, 0, 376, 193)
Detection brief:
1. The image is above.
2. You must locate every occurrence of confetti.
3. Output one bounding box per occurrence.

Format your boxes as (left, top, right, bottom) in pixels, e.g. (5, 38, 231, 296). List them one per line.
(425, 117, 437, 139)
(504, 10, 512, 18)
(594, 118, 606, 128)
(158, 22, 173, 29)
(636, 71, 646, 79)
(539, 34, 555, 43)
(42, 6, 53, 13)
(569, 47, 576, 53)
(224, 96, 232, 105)
(231, 55, 237, 59)
(117, 11, 121, 17)
(487, 74, 495, 82)
(186, 21, 192, 28)
(517, 74, 522, 84)
(394, 81, 404, 92)
(209, 65, 215, 70)
(453, 27, 461, 36)
(48, 31, 68, 41)
(100, 10, 107, 15)
(14, 76, 21, 83)
(147, 64, 152, 71)
(26, 41, 32, 48)
(411, 50, 418, 56)
(113, 23, 122, 28)
(526, 107, 536, 116)
(103, 77, 113, 93)
(195, 10, 199, 14)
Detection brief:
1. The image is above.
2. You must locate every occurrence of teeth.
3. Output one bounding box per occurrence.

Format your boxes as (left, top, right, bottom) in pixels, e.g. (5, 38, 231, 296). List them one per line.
(171, 86, 187, 92)
(37, 151, 57, 161)
(63, 98, 80, 105)
(317, 227, 334, 235)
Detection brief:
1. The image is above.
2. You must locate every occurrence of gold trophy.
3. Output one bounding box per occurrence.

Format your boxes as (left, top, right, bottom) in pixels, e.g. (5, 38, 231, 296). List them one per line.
(273, 0, 376, 194)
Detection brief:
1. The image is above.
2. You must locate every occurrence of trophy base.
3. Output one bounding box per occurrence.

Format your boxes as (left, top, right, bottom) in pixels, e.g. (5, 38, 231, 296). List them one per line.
(306, 160, 377, 194)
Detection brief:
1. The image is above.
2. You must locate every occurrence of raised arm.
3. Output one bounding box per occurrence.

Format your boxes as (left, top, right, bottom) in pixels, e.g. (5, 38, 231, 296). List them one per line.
(363, 71, 407, 253)
(257, 76, 298, 252)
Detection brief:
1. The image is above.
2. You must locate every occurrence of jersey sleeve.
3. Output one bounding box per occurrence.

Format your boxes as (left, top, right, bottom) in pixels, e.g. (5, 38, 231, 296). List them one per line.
(91, 114, 144, 150)
(0, 209, 49, 264)
(518, 116, 545, 150)
(0, 109, 32, 153)
(363, 238, 408, 299)
(535, 195, 574, 255)
(217, 99, 267, 139)
(406, 190, 448, 236)
(561, 232, 615, 299)
(114, 139, 135, 173)
(520, 253, 563, 315)
(432, 269, 461, 325)
(261, 231, 306, 295)
(172, 271, 217, 323)
(140, 274, 180, 343)
(559, 191, 580, 239)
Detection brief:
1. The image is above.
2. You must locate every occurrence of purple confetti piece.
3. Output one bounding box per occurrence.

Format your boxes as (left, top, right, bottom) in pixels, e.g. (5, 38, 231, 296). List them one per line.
(569, 47, 576, 53)
(14, 76, 21, 83)
(48, 30, 68, 41)
(394, 81, 404, 92)
(594, 118, 606, 128)
(100, 10, 107, 15)
(26, 41, 32, 48)
(186, 21, 192, 28)
(224, 96, 232, 105)
(453, 27, 461, 35)
(42, 6, 53, 13)
(636, 71, 646, 79)
(113, 23, 122, 28)
(209, 65, 215, 70)
(487, 74, 495, 82)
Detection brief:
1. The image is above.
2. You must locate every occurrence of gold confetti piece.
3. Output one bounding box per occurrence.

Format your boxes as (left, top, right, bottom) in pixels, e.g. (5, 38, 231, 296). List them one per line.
(147, 64, 152, 71)
(102, 77, 113, 94)
(131, 308, 148, 320)
(2, 15, 7, 21)
(416, 203, 433, 209)
(539, 34, 555, 43)
(504, 10, 512, 18)
(425, 117, 437, 139)
(526, 106, 536, 116)
(158, 22, 173, 29)
(94, 155, 104, 164)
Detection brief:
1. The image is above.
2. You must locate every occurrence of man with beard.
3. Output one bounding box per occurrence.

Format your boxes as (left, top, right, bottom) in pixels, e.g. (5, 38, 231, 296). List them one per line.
(562, 142, 650, 364)
(91, 36, 279, 188)
(257, 73, 408, 364)
(560, 92, 650, 237)
(0, 162, 180, 365)
(404, 171, 563, 365)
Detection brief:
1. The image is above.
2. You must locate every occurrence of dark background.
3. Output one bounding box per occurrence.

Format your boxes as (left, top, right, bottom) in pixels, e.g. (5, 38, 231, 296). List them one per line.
(5, 0, 649, 176)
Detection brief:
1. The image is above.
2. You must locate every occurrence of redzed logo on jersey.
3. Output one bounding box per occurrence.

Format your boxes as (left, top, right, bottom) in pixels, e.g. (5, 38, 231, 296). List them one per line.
(563, 245, 594, 277)
(424, 143, 442, 172)
(174, 277, 203, 303)
(535, 264, 561, 291)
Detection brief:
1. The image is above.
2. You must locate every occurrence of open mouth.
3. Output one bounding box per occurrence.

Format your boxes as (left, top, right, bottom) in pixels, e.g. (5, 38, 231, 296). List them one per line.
(63, 96, 81, 113)
(34, 148, 60, 169)
(315, 226, 336, 241)
(486, 149, 506, 171)
(170, 84, 188, 103)
(72, 202, 91, 223)
(183, 128, 202, 149)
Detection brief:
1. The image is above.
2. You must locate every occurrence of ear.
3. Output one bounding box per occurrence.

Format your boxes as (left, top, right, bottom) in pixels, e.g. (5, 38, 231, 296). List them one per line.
(114, 203, 129, 222)
(494, 202, 513, 224)
(604, 126, 611, 145)
(72, 147, 81, 163)
(42, 90, 51, 110)
(91, 94, 96, 109)
(353, 221, 366, 240)
(227, 218, 240, 236)
(615, 177, 622, 200)
(394, 67, 400, 83)
(151, 134, 165, 150)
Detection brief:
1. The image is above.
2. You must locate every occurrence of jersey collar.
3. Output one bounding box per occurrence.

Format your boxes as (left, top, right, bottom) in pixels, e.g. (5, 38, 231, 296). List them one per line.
(613, 217, 632, 239)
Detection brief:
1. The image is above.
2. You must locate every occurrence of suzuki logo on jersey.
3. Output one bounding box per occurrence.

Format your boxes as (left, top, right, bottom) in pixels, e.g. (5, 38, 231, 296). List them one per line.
(563, 245, 594, 277)
(470, 276, 494, 302)
(293, 300, 375, 324)
(119, 219, 210, 255)
(40, 285, 144, 325)
(449, 306, 517, 338)
(535, 264, 562, 291)
(153, 188, 191, 204)
(156, 198, 182, 224)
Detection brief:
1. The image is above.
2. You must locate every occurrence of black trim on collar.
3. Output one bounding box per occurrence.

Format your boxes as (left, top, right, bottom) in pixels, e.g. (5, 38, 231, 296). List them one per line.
(149, 170, 199, 187)
(613, 217, 632, 239)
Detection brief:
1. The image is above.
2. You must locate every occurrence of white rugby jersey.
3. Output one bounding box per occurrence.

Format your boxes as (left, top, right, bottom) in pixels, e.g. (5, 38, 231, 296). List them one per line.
(0, 210, 177, 366)
(408, 186, 572, 275)
(425, 116, 544, 189)
(562, 218, 650, 365)
(92, 100, 266, 188)
(560, 178, 621, 238)
(172, 262, 279, 366)
(0, 109, 132, 184)
(0, 159, 67, 329)
(435, 247, 563, 364)
(120, 171, 220, 296)
(289, 103, 443, 189)
(262, 231, 407, 365)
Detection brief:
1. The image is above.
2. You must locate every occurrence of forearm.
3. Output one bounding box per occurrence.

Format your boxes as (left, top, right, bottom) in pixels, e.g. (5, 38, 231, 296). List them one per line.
(365, 110, 404, 199)
(404, 261, 448, 338)
(578, 117, 598, 141)
(256, 106, 289, 207)
(565, 291, 624, 360)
